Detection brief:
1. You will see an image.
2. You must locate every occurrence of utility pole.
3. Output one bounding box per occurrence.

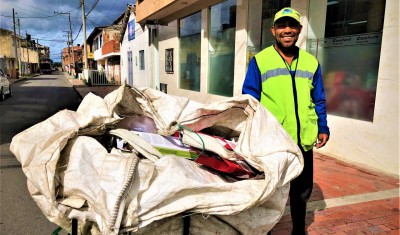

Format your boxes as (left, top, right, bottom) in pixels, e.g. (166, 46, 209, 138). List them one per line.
(26, 31, 30, 74)
(55, 12, 75, 70)
(68, 14, 75, 68)
(63, 30, 71, 74)
(81, 0, 88, 70)
(36, 39, 40, 73)
(12, 8, 19, 79)
(16, 13, 22, 75)
(17, 16, 21, 37)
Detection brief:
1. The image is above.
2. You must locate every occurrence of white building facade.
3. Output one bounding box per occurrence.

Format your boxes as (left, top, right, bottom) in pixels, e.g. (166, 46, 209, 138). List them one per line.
(120, 5, 154, 88)
(132, 0, 398, 176)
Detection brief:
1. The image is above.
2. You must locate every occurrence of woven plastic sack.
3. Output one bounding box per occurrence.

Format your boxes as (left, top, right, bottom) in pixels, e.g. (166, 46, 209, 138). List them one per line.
(10, 84, 303, 234)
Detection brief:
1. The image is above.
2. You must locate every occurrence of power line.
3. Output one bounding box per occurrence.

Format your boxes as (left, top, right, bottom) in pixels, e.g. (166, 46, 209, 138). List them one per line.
(73, 24, 83, 41)
(105, 0, 118, 21)
(8, 1, 56, 14)
(86, 0, 100, 16)
(0, 6, 80, 19)
(32, 38, 66, 42)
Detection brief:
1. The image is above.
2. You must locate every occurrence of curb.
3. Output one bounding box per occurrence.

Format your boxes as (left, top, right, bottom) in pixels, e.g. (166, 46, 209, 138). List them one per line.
(10, 74, 40, 85)
(10, 77, 27, 85)
(71, 84, 84, 100)
(60, 72, 86, 100)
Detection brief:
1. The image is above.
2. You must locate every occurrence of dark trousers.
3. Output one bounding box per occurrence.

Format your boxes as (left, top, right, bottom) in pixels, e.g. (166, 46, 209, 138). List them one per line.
(289, 148, 313, 235)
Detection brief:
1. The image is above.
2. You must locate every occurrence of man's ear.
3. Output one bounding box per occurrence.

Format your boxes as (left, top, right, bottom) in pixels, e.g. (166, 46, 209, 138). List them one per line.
(271, 26, 276, 36)
(298, 25, 303, 34)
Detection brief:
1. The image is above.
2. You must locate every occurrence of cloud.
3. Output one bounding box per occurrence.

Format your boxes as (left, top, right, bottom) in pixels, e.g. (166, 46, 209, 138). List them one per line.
(1, 0, 134, 62)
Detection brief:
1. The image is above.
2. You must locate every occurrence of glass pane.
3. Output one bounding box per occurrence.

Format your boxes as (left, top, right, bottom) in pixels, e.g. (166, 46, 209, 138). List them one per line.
(260, 0, 291, 50)
(247, 0, 291, 63)
(325, 0, 385, 37)
(180, 12, 201, 37)
(208, 0, 236, 97)
(179, 12, 201, 91)
(312, 0, 386, 122)
(316, 36, 382, 121)
(139, 50, 145, 70)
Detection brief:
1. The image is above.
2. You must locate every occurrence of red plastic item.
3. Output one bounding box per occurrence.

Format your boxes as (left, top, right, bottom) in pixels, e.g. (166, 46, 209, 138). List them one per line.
(195, 152, 255, 177)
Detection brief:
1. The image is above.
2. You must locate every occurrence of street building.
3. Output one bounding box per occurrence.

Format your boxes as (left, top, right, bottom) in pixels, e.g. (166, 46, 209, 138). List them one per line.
(0, 28, 49, 78)
(61, 45, 83, 75)
(84, 13, 125, 85)
(0, 29, 46, 78)
(119, 5, 153, 88)
(124, 0, 398, 177)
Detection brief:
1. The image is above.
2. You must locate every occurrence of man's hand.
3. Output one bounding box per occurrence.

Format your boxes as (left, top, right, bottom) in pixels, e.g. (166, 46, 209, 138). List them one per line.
(315, 133, 329, 148)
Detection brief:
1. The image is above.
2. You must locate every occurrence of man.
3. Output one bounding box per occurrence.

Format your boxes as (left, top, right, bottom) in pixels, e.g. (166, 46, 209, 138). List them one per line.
(242, 7, 330, 235)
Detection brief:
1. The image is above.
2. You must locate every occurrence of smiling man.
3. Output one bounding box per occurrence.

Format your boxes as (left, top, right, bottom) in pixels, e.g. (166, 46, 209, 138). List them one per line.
(242, 7, 330, 235)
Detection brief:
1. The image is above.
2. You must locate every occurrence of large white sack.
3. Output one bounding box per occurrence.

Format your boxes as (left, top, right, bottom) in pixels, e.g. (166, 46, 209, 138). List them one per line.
(10, 84, 303, 234)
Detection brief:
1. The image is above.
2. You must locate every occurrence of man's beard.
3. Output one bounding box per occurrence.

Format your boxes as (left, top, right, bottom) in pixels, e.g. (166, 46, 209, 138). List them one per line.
(275, 40, 298, 55)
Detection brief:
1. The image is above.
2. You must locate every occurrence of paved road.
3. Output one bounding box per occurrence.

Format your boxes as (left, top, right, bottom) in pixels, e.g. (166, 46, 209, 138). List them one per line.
(0, 72, 81, 235)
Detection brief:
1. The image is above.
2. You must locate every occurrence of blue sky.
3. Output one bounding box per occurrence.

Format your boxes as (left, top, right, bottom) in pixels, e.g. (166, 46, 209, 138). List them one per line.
(0, 0, 135, 62)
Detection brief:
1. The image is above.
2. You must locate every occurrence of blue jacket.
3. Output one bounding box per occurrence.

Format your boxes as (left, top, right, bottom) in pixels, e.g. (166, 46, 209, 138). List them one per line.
(243, 56, 330, 136)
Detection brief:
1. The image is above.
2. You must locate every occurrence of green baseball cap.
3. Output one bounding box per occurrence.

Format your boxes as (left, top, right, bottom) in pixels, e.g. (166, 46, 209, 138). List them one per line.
(274, 7, 301, 24)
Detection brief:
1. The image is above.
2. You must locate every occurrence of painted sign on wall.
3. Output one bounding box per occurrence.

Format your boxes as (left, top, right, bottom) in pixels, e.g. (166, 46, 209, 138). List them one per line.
(128, 20, 135, 41)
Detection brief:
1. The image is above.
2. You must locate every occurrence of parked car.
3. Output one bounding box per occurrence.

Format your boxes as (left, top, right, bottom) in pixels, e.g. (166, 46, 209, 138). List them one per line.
(0, 69, 12, 101)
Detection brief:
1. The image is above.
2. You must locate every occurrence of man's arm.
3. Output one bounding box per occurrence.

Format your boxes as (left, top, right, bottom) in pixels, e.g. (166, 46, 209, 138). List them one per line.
(312, 64, 330, 148)
(242, 57, 262, 101)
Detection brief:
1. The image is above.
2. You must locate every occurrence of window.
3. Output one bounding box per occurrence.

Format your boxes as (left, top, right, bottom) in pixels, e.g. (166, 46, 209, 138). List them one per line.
(325, 0, 384, 37)
(93, 38, 99, 51)
(179, 12, 201, 92)
(165, 48, 174, 74)
(208, 0, 237, 97)
(247, 0, 291, 64)
(139, 50, 145, 70)
(310, 0, 386, 121)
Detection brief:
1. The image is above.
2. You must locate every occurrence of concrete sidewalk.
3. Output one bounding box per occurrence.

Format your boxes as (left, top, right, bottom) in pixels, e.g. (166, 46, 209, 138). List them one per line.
(67, 76, 119, 99)
(273, 153, 399, 234)
(12, 72, 400, 234)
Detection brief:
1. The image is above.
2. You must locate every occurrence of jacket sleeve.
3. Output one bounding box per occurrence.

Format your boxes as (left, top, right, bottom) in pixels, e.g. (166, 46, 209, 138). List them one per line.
(312, 64, 330, 136)
(242, 57, 262, 101)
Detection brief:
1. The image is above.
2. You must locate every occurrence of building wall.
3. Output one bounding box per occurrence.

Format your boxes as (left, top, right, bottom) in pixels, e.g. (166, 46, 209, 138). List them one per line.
(136, 0, 399, 176)
(0, 30, 22, 77)
(19, 47, 39, 74)
(0, 30, 22, 59)
(158, 8, 236, 103)
(0, 34, 14, 57)
(20, 47, 39, 64)
(121, 12, 151, 88)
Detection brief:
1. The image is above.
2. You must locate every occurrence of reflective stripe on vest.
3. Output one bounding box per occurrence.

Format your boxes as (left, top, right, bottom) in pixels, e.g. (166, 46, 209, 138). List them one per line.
(255, 46, 319, 151)
(261, 68, 314, 82)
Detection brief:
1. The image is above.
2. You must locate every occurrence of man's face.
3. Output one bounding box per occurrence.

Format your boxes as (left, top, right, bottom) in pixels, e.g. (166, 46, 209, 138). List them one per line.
(271, 17, 302, 48)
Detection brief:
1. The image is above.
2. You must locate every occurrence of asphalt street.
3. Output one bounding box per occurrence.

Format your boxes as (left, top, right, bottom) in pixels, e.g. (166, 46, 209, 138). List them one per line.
(0, 72, 80, 235)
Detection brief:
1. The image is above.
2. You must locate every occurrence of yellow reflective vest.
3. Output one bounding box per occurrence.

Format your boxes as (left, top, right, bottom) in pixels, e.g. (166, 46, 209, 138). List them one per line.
(255, 46, 319, 151)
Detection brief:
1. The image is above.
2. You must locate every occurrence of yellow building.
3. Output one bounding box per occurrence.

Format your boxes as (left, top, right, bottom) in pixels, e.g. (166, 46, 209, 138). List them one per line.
(0, 28, 41, 77)
(0, 28, 21, 78)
